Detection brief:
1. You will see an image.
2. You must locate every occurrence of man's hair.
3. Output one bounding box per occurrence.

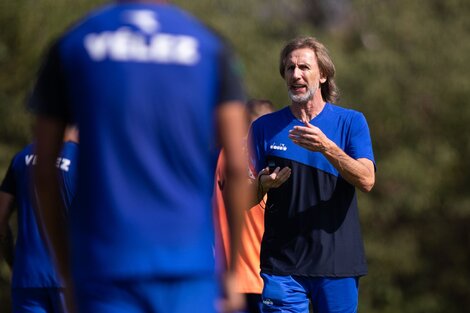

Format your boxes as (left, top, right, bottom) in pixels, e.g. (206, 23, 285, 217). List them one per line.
(246, 99, 274, 122)
(279, 36, 339, 103)
(246, 99, 274, 115)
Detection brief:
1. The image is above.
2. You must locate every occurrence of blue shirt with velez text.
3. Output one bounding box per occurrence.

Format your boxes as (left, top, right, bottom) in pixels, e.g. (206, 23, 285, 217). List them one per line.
(0, 142, 78, 287)
(29, 3, 245, 280)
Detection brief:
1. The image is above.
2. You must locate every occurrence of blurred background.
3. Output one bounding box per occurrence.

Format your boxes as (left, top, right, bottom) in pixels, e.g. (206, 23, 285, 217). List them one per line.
(1, 0, 469, 312)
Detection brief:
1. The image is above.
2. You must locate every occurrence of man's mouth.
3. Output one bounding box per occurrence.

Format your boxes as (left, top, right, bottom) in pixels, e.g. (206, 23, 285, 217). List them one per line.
(290, 84, 307, 93)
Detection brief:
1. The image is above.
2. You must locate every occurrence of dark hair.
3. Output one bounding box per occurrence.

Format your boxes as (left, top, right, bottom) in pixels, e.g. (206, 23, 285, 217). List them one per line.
(246, 99, 274, 115)
(246, 99, 274, 122)
(279, 37, 339, 103)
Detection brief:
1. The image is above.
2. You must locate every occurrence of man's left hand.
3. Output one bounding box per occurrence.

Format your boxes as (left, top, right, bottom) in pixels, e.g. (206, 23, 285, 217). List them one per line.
(288, 122, 332, 152)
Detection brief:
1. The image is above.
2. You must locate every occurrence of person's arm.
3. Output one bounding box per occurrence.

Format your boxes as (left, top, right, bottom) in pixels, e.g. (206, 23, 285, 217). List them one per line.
(289, 122, 375, 192)
(28, 37, 76, 312)
(34, 116, 77, 313)
(33, 116, 71, 281)
(247, 122, 291, 206)
(322, 145, 374, 192)
(0, 191, 15, 269)
(247, 166, 291, 208)
(215, 101, 250, 313)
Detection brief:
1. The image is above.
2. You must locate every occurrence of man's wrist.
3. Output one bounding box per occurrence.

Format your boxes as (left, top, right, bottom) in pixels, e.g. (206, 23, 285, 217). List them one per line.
(321, 138, 337, 155)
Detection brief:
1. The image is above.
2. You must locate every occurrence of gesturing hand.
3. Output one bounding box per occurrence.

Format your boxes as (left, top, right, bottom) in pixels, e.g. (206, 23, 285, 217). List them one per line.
(288, 122, 331, 152)
(258, 166, 291, 191)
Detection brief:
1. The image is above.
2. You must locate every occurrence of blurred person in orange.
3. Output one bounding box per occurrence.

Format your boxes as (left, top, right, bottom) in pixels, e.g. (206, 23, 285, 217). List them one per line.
(213, 99, 275, 313)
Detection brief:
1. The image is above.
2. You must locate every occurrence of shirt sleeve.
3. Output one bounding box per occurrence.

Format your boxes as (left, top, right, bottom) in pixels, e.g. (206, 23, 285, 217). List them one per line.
(0, 159, 16, 196)
(346, 112, 375, 166)
(28, 39, 71, 122)
(248, 120, 266, 174)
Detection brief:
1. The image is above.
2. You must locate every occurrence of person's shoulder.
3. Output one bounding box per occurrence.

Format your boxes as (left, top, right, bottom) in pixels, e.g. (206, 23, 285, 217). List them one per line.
(62, 141, 79, 151)
(15, 144, 34, 157)
(10, 144, 35, 167)
(326, 103, 365, 119)
(47, 4, 114, 50)
(253, 106, 288, 126)
(327, 102, 358, 113)
(161, 4, 234, 50)
(63, 140, 79, 147)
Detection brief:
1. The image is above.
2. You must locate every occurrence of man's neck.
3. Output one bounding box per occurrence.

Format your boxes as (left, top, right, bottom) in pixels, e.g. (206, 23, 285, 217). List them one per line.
(290, 99, 326, 123)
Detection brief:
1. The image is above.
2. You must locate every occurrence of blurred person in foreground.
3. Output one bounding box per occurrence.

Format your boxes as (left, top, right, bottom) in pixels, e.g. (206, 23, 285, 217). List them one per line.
(29, 1, 249, 312)
(249, 36, 376, 313)
(0, 126, 78, 313)
(213, 99, 275, 313)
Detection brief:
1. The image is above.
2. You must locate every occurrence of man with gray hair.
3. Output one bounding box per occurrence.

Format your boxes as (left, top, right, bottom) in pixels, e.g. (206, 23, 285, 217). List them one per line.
(249, 36, 376, 313)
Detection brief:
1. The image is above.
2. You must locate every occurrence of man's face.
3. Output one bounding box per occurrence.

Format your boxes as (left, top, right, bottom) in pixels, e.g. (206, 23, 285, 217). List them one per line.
(284, 48, 326, 103)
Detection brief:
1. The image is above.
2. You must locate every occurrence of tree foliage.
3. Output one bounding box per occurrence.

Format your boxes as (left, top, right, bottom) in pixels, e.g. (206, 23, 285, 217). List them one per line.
(1, 0, 469, 312)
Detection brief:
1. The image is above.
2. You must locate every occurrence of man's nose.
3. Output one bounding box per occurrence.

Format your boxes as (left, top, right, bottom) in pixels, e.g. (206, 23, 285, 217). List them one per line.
(292, 67, 302, 78)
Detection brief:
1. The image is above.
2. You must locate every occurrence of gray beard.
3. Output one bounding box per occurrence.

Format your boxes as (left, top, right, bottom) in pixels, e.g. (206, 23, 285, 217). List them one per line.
(288, 87, 315, 104)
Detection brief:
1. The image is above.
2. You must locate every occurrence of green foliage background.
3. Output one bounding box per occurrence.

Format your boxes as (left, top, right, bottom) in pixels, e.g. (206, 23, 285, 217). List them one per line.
(1, 0, 469, 312)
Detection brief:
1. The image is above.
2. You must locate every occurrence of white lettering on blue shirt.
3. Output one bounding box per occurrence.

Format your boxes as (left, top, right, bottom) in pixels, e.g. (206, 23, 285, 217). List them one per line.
(25, 154, 71, 172)
(84, 27, 200, 65)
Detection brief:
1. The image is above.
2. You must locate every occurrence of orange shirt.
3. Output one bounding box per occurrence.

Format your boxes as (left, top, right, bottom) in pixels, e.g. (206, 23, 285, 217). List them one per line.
(213, 151, 265, 294)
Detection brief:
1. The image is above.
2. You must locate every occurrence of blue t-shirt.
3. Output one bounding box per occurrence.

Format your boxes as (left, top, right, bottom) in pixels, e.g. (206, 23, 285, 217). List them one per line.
(29, 3, 245, 279)
(250, 104, 375, 277)
(0, 143, 78, 288)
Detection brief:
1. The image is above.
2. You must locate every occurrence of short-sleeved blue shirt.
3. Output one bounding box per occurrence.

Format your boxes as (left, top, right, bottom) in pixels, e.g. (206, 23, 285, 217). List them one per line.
(29, 3, 245, 280)
(250, 104, 375, 277)
(0, 142, 78, 288)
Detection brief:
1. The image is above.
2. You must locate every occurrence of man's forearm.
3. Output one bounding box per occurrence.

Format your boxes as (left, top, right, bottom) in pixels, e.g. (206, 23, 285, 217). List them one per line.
(323, 140, 375, 192)
(34, 175, 69, 277)
(248, 176, 267, 208)
(33, 116, 70, 280)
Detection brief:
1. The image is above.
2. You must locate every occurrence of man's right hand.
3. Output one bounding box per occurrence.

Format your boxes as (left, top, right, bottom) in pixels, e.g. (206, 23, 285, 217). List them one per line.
(258, 166, 291, 191)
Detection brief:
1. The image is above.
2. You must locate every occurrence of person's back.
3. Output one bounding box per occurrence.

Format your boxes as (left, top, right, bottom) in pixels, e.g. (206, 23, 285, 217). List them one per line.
(39, 2, 235, 278)
(0, 141, 78, 312)
(30, 2, 248, 312)
(7, 145, 61, 289)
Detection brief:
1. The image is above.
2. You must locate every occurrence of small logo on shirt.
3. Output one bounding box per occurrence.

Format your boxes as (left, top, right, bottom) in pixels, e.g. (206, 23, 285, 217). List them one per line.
(263, 299, 274, 306)
(270, 142, 287, 151)
(124, 10, 160, 34)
